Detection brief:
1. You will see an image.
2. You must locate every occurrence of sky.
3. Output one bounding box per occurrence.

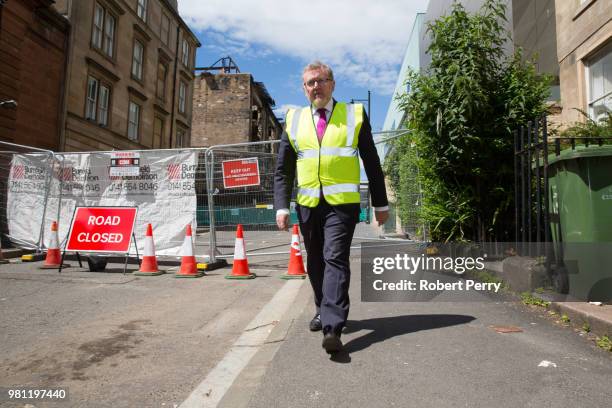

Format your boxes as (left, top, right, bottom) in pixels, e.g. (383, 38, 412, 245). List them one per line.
(179, 0, 429, 131)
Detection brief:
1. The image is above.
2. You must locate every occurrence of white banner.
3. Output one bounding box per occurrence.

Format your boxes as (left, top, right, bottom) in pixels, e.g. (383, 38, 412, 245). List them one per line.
(7, 150, 198, 256)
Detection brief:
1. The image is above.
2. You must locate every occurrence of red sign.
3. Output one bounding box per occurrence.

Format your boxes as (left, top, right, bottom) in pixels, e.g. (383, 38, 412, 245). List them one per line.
(222, 158, 261, 188)
(66, 207, 138, 253)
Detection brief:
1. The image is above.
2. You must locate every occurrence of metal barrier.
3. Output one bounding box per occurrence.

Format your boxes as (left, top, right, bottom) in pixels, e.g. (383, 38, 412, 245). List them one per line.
(202, 130, 411, 261)
(203, 140, 283, 262)
(0, 141, 60, 253)
(2, 129, 410, 261)
(2, 145, 206, 257)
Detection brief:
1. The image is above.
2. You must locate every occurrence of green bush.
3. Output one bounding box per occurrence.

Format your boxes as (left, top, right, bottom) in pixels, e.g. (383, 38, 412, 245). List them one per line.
(560, 110, 612, 140)
(387, 0, 550, 242)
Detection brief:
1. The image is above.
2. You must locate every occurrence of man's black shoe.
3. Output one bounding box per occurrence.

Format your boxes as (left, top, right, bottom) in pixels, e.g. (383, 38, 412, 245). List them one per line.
(309, 314, 322, 331)
(322, 332, 343, 354)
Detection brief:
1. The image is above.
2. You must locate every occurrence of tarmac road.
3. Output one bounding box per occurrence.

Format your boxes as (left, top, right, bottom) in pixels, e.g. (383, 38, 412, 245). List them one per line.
(0, 258, 292, 408)
(2, 236, 612, 408)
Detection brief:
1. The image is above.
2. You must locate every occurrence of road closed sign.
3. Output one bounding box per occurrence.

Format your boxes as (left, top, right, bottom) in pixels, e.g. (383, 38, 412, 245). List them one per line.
(222, 158, 260, 188)
(66, 207, 138, 253)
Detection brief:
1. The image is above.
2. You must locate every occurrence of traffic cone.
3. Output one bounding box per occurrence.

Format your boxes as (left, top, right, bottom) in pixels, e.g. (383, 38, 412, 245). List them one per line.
(134, 224, 164, 276)
(226, 224, 255, 279)
(175, 224, 203, 278)
(281, 224, 307, 279)
(40, 221, 66, 269)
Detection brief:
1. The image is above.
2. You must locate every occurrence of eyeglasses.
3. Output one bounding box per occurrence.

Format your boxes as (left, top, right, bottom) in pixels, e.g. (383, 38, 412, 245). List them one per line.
(304, 78, 333, 88)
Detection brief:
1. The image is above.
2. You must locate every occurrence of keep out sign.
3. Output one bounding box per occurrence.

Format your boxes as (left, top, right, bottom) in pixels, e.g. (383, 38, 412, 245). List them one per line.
(66, 207, 138, 253)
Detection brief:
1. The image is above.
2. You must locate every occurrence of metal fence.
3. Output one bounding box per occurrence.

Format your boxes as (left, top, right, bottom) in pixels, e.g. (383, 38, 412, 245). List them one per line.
(1, 130, 409, 261)
(375, 130, 428, 241)
(514, 115, 612, 259)
(0, 141, 61, 252)
(202, 140, 284, 261)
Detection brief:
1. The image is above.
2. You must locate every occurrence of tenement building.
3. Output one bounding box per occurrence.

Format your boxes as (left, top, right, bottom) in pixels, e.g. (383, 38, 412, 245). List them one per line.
(0, 0, 70, 151)
(554, 0, 611, 124)
(54, 0, 200, 151)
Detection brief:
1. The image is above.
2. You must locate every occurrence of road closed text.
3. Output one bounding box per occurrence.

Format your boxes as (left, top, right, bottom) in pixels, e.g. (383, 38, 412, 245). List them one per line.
(66, 207, 137, 253)
(76, 232, 124, 243)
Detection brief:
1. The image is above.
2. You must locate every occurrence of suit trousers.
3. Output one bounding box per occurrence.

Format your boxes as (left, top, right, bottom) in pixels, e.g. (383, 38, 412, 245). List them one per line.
(297, 199, 358, 335)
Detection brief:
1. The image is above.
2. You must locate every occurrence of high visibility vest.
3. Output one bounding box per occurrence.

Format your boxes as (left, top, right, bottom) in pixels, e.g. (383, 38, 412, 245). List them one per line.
(285, 102, 363, 207)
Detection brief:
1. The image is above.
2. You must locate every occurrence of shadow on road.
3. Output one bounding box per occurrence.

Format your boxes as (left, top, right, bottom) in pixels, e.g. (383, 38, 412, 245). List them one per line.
(342, 314, 476, 355)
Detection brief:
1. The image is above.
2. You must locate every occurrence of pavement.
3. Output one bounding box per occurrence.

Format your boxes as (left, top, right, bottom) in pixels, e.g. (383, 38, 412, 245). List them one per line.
(1, 231, 612, 407)
(549, 301, 612, 338)
(215, 257, 612, 408)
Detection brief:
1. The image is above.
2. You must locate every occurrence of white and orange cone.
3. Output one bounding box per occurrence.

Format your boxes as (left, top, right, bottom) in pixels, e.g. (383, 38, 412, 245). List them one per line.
(40, 221, 65, 269)
(281, 224, 307, 279)
(134, 224, 164, 276)
(226, 224, 255, 279)
(175, 224, 203, 278)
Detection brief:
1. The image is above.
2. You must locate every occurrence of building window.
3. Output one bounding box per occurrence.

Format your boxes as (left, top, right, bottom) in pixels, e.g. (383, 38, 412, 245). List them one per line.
(181, 39, 190, 67)
(98, 85, 110, 126)
(587, 42, 612, 122)
(157, 62, 167, 100)
(86, 76, 99, 120)
(86, 76, 111, 126)
(104, 13, 116, 57)
(91, 3, 115, 58)
(178, 81, 187, 113)
(92, 4, 104, 49)
(153, 116, 164, 148)
(176, 127, 187, 148)
(128, 101, 141, 141)
(137, 0, 147, 22)
(132, 40, 144, 81)
(160, 13, 170, 46)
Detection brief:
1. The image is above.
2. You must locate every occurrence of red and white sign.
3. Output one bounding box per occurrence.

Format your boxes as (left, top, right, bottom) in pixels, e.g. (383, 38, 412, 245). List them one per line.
(66, 207, 138, 253)
(222, 158, 260, 189)
(110, 152, 140, 177)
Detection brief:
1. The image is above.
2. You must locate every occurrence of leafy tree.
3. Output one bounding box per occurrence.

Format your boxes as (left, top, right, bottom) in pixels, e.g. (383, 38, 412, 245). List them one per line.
(388, 0, 550, 242)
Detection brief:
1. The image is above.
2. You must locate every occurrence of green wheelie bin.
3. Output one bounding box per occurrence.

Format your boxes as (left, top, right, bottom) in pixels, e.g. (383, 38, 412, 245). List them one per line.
(548, 145, 612, 301)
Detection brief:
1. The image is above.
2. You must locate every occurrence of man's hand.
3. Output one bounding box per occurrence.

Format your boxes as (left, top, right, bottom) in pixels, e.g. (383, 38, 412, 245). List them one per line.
(375, 210, 389, 226)
(276, 213, 289, 231)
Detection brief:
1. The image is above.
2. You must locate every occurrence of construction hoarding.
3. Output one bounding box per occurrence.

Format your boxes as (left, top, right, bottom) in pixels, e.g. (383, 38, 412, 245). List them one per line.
(7, 150, 197, 256)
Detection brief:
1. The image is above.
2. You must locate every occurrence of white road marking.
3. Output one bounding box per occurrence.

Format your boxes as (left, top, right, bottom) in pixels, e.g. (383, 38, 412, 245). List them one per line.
(179, 279, 305, 408)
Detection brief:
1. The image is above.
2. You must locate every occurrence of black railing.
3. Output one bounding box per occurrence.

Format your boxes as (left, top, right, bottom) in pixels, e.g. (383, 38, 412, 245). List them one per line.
(514, 115, 612, 262)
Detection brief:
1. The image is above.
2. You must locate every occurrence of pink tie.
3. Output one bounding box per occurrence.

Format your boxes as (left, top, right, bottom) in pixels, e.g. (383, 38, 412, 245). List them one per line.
(316, 108, 327, 143)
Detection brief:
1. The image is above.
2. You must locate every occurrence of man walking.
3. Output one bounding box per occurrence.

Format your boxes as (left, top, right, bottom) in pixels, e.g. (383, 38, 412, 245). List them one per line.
(274, 61, 389, 353)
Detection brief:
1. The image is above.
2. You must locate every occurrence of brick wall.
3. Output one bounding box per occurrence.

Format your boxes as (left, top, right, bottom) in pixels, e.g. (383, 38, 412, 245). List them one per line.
(191, 73, 254, 147)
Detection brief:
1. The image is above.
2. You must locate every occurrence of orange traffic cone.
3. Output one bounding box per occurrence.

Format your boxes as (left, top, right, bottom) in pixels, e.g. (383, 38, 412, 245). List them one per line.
(40, 221, 66, 269)
(175, 224, 203, 278)
(281, 224, 307, 279)
(226, 224, 255, 279)
(134, 224, 164, 276)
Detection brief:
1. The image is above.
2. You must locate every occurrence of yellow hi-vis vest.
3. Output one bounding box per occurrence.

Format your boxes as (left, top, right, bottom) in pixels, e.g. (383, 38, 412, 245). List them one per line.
(286, 102, 364, 207)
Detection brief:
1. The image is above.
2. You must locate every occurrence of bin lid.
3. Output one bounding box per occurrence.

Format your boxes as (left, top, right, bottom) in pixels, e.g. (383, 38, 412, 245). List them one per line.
(547, 145, 612, 166)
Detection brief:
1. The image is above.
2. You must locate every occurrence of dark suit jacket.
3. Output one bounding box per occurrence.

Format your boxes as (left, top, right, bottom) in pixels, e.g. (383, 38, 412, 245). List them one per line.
(274, 100, 388, 224)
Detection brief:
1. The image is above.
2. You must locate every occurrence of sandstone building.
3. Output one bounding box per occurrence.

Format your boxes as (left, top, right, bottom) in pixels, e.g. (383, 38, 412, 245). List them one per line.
(554, 0, 611, 125)
(0, 0, 70, 151)
(191, 58, 282, 147)
(53, 0, 200, 151)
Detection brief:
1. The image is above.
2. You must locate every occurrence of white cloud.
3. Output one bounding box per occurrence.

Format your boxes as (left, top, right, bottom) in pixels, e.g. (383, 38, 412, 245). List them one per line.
(179, 0, 427, 95)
